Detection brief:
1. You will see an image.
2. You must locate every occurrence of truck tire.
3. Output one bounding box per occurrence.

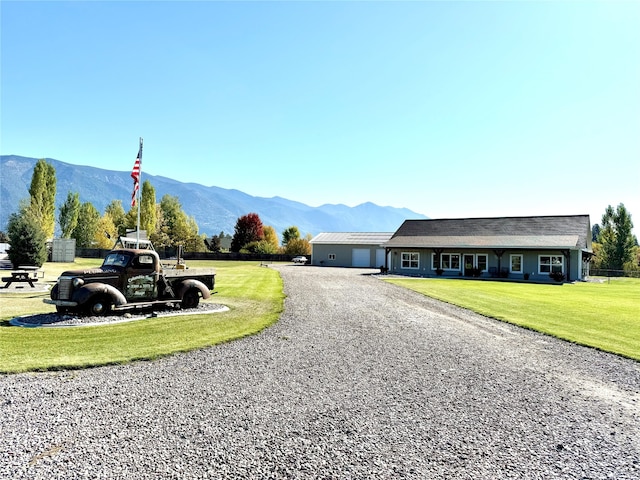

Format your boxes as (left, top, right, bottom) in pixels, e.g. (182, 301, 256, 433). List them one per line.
(86, 295, 112, 316)
(181, 288, 200, 309)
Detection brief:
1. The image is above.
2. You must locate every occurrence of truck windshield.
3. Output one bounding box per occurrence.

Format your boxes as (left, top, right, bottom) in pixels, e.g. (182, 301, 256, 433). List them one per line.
(103, 252, 131, 268)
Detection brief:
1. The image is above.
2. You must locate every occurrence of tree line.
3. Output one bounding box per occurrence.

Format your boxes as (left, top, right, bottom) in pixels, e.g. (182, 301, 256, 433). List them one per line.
(2, 159, 311, 267)
(590, 203, 639, 276)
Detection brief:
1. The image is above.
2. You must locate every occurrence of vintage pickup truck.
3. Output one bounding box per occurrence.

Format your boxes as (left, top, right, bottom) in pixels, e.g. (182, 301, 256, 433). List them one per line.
(44, 248, 216, 315)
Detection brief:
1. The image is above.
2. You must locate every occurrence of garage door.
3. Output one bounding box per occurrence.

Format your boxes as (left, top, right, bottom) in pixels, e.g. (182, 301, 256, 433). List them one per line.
(352, 248, 370, 267)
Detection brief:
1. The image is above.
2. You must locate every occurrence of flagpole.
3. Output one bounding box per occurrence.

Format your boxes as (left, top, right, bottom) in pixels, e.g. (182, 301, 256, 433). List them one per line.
(137, 137, 143, 249)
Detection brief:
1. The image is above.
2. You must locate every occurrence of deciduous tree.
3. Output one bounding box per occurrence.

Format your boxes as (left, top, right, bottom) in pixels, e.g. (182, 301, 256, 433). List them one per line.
(105, 200, 128, 236)
(72, 202, 101, 248)
(140, 180, 157, 236)
(263, 226, 279, 251)
(283, 236, 311, 256)
(598, 203, 635, 272)
(59, 192, 80, 238)
(282, 226, 300, 247)
(28, 159, 56, 239)
(231, 213, 264, 252)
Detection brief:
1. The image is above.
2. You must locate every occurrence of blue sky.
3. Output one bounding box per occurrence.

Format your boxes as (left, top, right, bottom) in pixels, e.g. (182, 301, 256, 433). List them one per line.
(2, 1, 639, 233)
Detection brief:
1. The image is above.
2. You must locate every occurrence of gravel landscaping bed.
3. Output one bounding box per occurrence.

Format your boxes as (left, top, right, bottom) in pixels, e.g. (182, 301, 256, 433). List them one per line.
(1, 265, 639, 479)
(10, 302, 227, 327)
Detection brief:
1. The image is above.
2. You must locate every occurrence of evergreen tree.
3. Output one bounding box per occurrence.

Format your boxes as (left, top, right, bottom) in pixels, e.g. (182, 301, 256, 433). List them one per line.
(59, 191, 80, 238)
(28, 159, 57, 239)
(7, 209, 48, 268)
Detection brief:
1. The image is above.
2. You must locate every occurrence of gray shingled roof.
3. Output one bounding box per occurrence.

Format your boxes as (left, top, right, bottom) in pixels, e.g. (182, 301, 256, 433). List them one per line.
(310, 232, 394, 245)
(384, 215, 591, 250)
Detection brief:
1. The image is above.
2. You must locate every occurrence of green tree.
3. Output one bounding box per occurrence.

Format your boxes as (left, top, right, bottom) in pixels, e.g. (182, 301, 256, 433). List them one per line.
(282, 226, 300, 247)
(206, 234, 222, 253)
(242, 239, 278, 254)
(59, 191, 80, 238)
(72, 202, 101, 248)
(598, 203, 635, 273)
(27, 159, 57, 239)
(230, 213, 264, 252)
(153, 194, 203, 251)
(7, 209, 48, 268)
(140, 180, 157, 237)
(105, 200, 127, 237)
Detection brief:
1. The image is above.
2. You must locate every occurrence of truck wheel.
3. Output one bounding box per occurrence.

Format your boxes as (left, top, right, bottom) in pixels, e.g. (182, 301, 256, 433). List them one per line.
(86, 295, 112, 316)
(181, 289, 200, 309)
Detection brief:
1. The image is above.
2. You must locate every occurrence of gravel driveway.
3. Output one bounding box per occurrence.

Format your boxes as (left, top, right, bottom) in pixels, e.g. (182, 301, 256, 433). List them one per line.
(1, 265, 639, 479)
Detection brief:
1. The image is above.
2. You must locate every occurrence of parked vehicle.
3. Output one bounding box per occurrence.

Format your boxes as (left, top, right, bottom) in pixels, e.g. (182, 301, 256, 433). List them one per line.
(44, 248, 216, 315)
(292, 256, 308, 264)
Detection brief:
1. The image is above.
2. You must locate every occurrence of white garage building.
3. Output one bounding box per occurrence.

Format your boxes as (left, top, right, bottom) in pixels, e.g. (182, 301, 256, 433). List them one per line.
(309, 232, 394, 268)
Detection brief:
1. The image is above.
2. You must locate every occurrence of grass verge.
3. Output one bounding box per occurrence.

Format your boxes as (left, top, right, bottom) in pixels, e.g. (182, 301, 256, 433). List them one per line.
(385, 277, 640, 361)
(0, 260, 285, 373)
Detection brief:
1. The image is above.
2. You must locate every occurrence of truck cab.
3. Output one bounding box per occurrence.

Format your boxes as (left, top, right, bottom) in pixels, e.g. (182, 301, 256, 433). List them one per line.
(45, 248, 215, 315)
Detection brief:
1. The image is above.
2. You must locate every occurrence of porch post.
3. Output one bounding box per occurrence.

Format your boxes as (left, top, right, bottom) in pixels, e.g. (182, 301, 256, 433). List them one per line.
(561, 249, 571, 282)
(493, 249, 505, 275)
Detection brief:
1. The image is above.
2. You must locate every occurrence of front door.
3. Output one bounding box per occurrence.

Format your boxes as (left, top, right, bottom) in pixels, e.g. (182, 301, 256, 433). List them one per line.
(464, 254, 475, 275)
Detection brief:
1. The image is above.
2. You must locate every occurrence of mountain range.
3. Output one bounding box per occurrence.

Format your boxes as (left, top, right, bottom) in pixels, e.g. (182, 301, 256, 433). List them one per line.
(0, 155, 428, 238)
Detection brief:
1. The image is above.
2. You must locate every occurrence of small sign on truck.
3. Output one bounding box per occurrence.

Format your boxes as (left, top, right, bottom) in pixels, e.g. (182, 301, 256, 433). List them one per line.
(44, 248, 216, 315)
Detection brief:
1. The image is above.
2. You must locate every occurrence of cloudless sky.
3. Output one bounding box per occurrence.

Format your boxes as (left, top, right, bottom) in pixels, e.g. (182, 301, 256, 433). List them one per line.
(2, 1, 639, 234)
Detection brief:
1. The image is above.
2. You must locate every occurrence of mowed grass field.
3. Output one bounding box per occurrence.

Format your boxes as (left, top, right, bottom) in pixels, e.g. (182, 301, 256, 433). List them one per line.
(0, 259, 285, 374)
(386, 277, 640, 361)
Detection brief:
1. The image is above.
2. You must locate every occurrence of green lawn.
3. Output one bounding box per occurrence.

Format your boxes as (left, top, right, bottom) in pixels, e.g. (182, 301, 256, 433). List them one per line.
(0, 260, 285, 373)
(386, 277, 640, 361)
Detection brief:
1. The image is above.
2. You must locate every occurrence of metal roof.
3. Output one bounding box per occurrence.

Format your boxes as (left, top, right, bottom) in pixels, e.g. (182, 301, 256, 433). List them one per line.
(310, 232, 394, 245)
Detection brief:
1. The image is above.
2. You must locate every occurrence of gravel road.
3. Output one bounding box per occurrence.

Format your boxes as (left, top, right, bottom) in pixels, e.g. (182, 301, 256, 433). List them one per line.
(1, 265, 639, 479)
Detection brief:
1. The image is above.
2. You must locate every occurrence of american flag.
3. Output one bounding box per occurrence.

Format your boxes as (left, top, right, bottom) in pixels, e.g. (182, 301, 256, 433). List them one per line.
(131, 146, 141, 207)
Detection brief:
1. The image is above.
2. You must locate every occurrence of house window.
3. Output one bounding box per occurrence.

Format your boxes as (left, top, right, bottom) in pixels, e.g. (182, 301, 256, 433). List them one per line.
(441, 253, 460, 271)
(539, 255, 563, 274)
(476, 254, 487, 271)
(510, 255, 523, 273)
(328, 254, 336, 260)
(463, 254, 488, 272)
(401, 252, 419, 269)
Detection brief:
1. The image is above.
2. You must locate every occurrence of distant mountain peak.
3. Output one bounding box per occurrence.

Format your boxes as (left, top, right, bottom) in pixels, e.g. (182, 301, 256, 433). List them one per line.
(0, 155, 428, 236)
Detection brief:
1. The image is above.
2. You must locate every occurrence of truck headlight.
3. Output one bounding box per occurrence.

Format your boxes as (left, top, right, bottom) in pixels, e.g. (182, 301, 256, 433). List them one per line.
(72, 278, 84, 288)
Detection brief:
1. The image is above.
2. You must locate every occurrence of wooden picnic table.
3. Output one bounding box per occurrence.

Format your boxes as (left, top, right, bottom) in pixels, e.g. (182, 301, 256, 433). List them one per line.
(2, 267, 42, 288)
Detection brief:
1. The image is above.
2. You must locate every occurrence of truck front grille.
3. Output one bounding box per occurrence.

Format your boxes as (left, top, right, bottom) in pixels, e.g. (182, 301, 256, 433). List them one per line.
(57, 277, 73, 300)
